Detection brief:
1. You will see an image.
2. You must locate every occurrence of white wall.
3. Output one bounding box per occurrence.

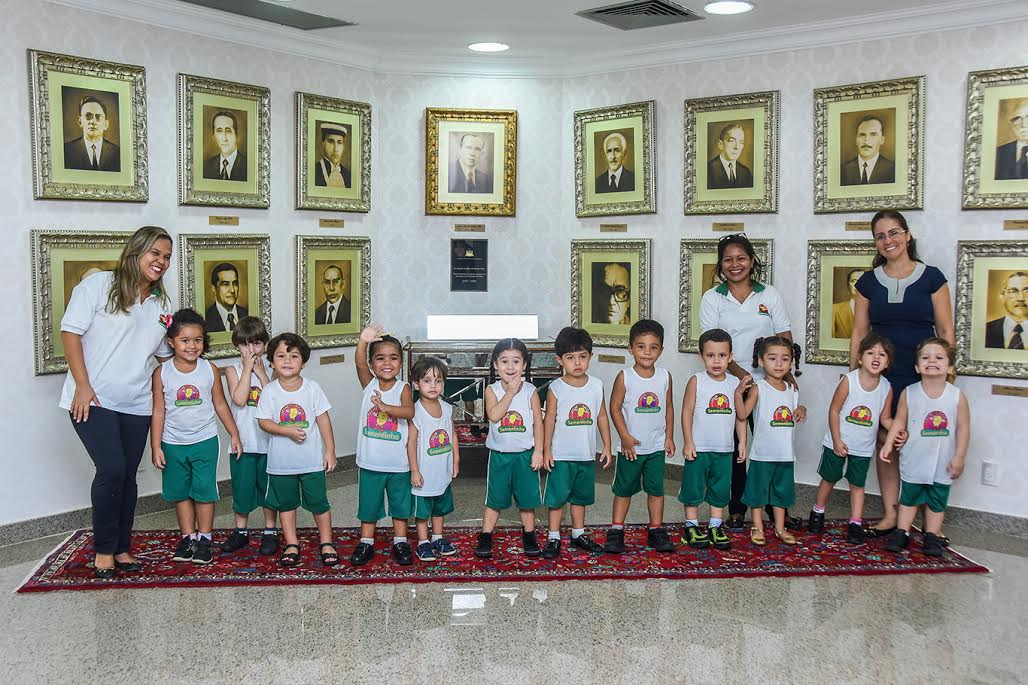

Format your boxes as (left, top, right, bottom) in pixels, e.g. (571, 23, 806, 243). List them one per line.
(2, 0, 1026, 525)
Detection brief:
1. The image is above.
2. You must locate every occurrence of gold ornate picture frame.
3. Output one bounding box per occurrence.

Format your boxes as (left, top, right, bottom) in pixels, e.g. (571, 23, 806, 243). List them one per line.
(813, 76, 925, 213)
(28, 50, 148, 202)
(571, 239, 652, 348)
(177, 74, 271, 208)
(804, 240, 878, 365)
(31, 229, 133, 374)
(684, 91, 779, 215)
(425, 108, 517, 217)
(961, 65, 1028, 209)
(295, 91, 371, 213)
(296, 235, 372, 349)
(178, 234, 272, 359)
(575, 100, 656, 218)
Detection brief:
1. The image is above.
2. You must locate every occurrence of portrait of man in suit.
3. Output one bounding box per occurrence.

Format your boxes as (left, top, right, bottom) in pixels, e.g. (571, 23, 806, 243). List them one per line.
(314, 122, 351, 188)
(314, 263, 351, 325)
(985, 271, 1028, 350)
(595, 132, 635, 194)
(204, 262, 248, 332)
(840, 114, 895, 186)
(994, 98, 1028, 181)
(591, 262, 631, 325)
(707, 122, 753, 190)
(831, 267, 867, 339)
(63, 94, 121, 172)
(448, 133, 493, 193)
(202, 110, 247, 181)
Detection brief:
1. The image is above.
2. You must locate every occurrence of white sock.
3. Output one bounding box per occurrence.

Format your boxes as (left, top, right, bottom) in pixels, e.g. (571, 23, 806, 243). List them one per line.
(418, 538, 430, 545)
(571, 528, 585, 539)
(686, 519, 699, 527)
(198, 532, 212, 540)
(190, 533, 199, 540)
(264, 528, 276, 536)
(709, 517, 723, 528)
(393, 536, 406, 545)
(611, 524, 624, 530)
(548, 530, 560, 540)
(360, 537, 374, 545)
(813, 505, 826, 514)
(431, 534, 443, 542)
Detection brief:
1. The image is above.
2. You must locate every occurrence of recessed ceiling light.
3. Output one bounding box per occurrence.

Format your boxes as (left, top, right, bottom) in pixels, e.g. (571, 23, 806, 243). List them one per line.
(468, 42, 510, 53)
(704, 1, 754, 15)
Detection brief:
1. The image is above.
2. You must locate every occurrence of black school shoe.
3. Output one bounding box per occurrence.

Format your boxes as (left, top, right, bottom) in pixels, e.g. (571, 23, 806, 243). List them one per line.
(542, 537, 562, 559)
(808, 511, 825, 534)
(522, 530, 541, 557)
(221, 531, 250, 554)
(604, 527, 627, 554)
(725, 513, 746, 532)
(475, 532, 493, 559)
(570, 533, 604, 555)
(172, 536, 195, 562)
(785, 514, 806, 531)
(884, 529, 909, 553)
(192, 537, 214, 565)
(392, 541, 414, 566)
(349, 542, 374, 566)
(846, 522, 865, 545)
(922, 532, 945, 557)
(259, 532, 280, 556)
(647, 527, 676, 553)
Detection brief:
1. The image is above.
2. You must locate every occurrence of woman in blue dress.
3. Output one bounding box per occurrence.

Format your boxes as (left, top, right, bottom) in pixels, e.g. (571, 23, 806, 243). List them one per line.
(849, 210, 954, 537)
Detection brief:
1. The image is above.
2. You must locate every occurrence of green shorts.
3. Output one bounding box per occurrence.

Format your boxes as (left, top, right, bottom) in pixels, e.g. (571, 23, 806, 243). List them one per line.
(741, 460, 795, 509)
(899, 480, 950, 513)
(265, 471, 330, 514)
(486, 449, 542, 510)
(612, 450, 665, 497)
(357, 467, 413, 522)
(414, 484, 455, 520)
(229, 451, 268, 514)
(161, 436, 220, 503)
(543, 460, 596, 508)
(678, 451, 732, 507)
(817, 446, 871, 488)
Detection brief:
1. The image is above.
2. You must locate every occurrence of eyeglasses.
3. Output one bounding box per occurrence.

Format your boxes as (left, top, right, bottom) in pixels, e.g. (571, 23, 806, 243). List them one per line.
(610, 285, 630, 302)
(873, 228, 906, 242)
(1003, 287, 1028, 297)
(717, 233, 747, 243)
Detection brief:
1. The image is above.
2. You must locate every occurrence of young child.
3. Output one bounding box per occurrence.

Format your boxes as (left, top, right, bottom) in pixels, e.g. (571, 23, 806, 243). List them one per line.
(679, 328, 747, 551)
(350, 324, 415, 566)
(476, 338, 545, 559)
(542, 326, 612, 559)
(220, 316, 280, 557)
(151, 309, 241, 565)
(407, 356, 461, 561)
(605, 319, 676, 554)
(256, 332, 338, 567)
(809, 333, 896, 544)
(881, 337, 969, 557)
(737, 336, 806, 547)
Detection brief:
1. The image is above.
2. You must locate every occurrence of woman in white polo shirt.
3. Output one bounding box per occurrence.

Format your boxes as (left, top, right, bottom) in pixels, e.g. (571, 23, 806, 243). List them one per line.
(60, 226, 174, 578)
(698, 234, 796, 532)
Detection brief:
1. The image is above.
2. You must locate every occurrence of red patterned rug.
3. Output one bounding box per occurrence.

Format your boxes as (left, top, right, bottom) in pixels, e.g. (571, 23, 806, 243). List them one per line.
(18, 521, 987, 593)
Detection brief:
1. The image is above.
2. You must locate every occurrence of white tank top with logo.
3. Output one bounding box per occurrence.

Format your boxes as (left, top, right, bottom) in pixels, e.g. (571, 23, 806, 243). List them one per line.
(485, 380, 536, 452)
(619, 366, 669, 454)
(229, 359, 272, 454)
(161, 359, 218, 445)
(356, 377, 410, 472)
(549, 376, 604, 462)
(411, 401, 454, 497)
(691, 371, 741, 453)
(748, 379, 798, 463)
(899, 382, 961, 485)
(821, 369, 891, 458)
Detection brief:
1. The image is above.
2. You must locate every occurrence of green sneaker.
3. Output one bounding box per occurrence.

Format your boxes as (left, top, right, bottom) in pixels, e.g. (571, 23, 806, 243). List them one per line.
(709, 524, 731, 550)
(683, 525, 710, 550)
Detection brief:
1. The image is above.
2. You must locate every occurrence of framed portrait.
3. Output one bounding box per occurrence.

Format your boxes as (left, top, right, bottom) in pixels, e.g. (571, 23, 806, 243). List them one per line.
(177, 74, 270, 208)
(961, 65, 1028, 209)
(574, 101, 656, 218)
(296, 235, 372, 349)
(425, 108, 517, 217)
(677, 238, 775, 353)
(684, 91, 779, 214)
(803, 240, 878, 365)
(27, 50, 147, 202)
(813, 76, 924, 213)
(178, 234, 272, 359)
(955, 241, 1028, 379)
(570, 239, 652, 348)
(31, 229, 133, 374)
(295, 91, 371, 213)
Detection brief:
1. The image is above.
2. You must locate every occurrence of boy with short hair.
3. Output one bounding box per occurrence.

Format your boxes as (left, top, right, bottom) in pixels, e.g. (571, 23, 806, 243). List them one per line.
(604, 319, 676, 554)
(542, 326, 612, 559)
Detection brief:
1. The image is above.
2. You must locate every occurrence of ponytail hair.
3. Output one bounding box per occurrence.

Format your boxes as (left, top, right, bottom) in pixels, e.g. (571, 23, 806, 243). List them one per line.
(487, 337, 533, 386)
(751, 335, 802, 377)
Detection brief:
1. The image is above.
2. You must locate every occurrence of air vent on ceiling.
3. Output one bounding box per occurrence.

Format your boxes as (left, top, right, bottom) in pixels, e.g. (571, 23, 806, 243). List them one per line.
(176, 0, 355, 31)
(577, 0, 703, 31)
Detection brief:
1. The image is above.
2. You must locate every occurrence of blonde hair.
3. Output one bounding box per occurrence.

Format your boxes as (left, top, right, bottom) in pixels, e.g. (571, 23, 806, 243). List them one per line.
(106, 226, 172, 313)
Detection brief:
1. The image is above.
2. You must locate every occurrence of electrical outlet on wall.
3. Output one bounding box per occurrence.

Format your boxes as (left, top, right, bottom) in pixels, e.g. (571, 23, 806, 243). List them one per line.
(981, 461, 1000, 487)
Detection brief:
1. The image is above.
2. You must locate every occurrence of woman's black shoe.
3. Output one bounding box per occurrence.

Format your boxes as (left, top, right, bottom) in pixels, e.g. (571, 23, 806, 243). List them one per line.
(863, 525, 897, 539)
(113, 560, 144, 572)
(93, 565, 117, 579)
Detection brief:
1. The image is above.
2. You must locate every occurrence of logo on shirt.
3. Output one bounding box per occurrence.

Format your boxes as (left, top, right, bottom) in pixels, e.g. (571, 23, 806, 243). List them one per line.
(499, 410, 527, 433)
(246, 386, 262, 408)
(278, 403, 309, 428)
(174, 384, 202, 407)
(635, 392, 661, 414)
(565, 403, 593, 426)
(845, 405, 873, 427)
(705, 393, 732, 415)
(770, 405, 795, 427)
(757, 304, 770, 316)
(921, 411, 950, 437)
(159, 313, 173, 329)
(364, 408, 401, 441)
(428, 429, 454, 456)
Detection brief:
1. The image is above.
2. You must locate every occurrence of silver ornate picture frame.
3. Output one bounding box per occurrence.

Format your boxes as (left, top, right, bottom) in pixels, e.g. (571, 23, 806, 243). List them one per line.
(961, 65, 1028, 210)
(296, 235, 372, 349)
(295, 91, 371, 213)
(28, 50, 148, 202)
(804, 240, 878, 365)
(571, 238, 652, 348)
(574, 101, 656, 218)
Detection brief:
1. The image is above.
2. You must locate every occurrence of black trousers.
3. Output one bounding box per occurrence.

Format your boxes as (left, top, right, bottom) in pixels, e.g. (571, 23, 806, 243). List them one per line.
(70, 407, 151, 555)
(729, 414, 755, 517)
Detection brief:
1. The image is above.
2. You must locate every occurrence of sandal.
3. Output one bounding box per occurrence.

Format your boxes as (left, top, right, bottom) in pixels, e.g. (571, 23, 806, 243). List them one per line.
(775, 528, 798, 545)
(750, 526, 766, 546)
(279, 544, 300, 567)
(319, 542, 340, 567)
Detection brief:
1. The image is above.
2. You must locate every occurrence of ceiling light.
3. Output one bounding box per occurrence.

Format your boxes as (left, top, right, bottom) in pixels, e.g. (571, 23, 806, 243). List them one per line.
(704, 1, 754, 15)
(468, 42, 510, 53)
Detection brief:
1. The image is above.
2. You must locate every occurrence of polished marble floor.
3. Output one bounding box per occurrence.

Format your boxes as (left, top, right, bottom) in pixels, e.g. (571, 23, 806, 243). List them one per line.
(1, 466, 1025, 684)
